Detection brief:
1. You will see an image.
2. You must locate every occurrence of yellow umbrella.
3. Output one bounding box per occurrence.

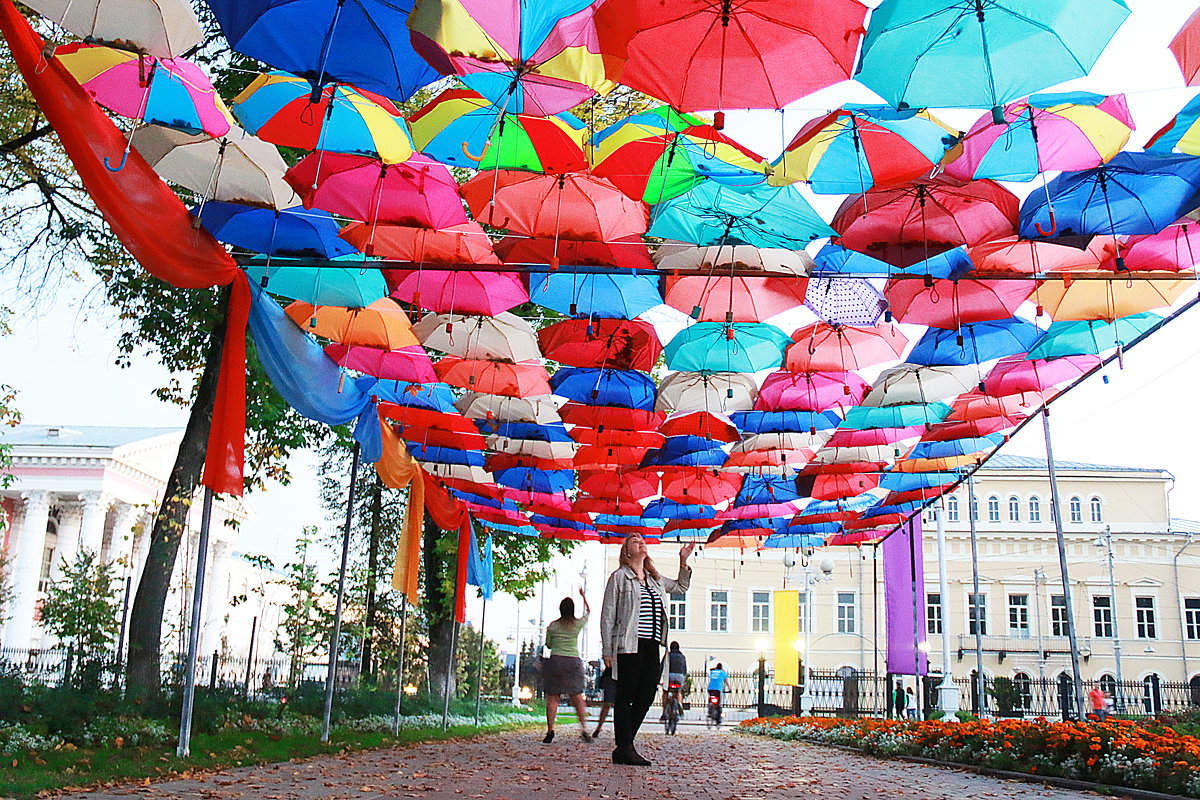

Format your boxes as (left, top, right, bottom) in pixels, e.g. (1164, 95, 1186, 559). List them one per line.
(1034, 277, 1193, 322)
(284, 297, 418, 349)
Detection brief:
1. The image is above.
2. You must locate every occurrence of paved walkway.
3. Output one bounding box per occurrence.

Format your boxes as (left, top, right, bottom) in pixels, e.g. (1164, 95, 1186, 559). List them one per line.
(66, 727, 1107, 800)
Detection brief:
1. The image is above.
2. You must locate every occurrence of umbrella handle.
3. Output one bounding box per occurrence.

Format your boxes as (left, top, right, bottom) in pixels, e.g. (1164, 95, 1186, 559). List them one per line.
(461, 139, 488, 163)
(104, 149, 129, 172)
(1034, 210, 1056, 237)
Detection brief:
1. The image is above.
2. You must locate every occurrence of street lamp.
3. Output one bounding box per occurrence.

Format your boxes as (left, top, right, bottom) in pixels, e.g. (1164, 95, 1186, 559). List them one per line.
(756, 639, 769, 718)
(1094, 525, 1125, 710)
(794, 557, 834, 714)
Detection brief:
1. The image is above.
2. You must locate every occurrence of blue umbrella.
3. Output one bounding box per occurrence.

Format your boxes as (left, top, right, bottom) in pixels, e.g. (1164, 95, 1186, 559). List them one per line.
(549, 367, 656, 410)
(528, 271, 663, 318)
(475, 420, 573, 442)
(450, 489, 521, 511)
(863, 501, 923, 518)
(664, 322, 792, 373)
(641, 437, 728, 470)
(841, 403, 952, 430)
(531, 514, 592, 532)
(408, 442, 486, 467)
(205, 0, 439, 102)
(725, 517, 792, 532)
(813, 243, 973, 280)
(735, 474, 801, 506)
(907, 318, 1042, 366)
(649, 181, 836, 249)
(195, 202, 355, 258)
(1020, 152, 1200, 239)
(878, 471, 959, 491)
(360, 378, 456, 412)
(763, 531, 830, 547)
(908, 434, 1005, 460)
(731, 410, 842, 435)
(595, 514, 667, 529)
(1026, 312, 1163, 359)
(643, 498, 717, 520)
(806, 494, 881, 515)
(243, 261, 388, 306)
(492, 467, 574, 495)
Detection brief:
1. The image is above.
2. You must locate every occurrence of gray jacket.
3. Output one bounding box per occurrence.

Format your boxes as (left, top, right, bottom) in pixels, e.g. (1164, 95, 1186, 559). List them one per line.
(600, 563, 691, 680)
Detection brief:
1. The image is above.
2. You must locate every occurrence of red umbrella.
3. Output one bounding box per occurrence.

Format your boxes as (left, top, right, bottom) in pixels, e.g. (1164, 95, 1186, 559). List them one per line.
(287, 152, 467, 227)
(434, 356, 552, 397)
(389, 270, 529, 316)
(496, 235, 655, 271)
(786, 322, 908, 371)
(921, 416, 1022, 442)
(982, 354, 1099, 396)
(662, 469, 741, 505)
(724, 448, 813, 471)
(663, 275, 810, 323)
(340, 220, 499, 262)
(559, 404, 665, 429)
(798, 460, 887, 476)
(486, 454, 575, 472)
(832, 178, 1019, 267)
(570, 427, 665, 449)
(324, 343, 436, 383)
(658, 410, 740, 442)
(379, 405, 487, 451)
(461, 170, 649, 242)
(826, 531, 885, 546)
(947, 389, 1054, 421)
(574, 496, 645, 516)
(968, 235, 1103, 274)
(885, 487, 952, 506)
(844, 515, 902, 531)
(578, 469, 660, 500)
(824, 426, 921, 448)
(755, 370, 869, 412)
(808, 472, 880, 501)
(538, 318, 662, 371)
(1102, 225, 1200, 272)
(887, 278, 1035, 329)
(1172, 7, 1200, 85)
(574, 445, 654, 470)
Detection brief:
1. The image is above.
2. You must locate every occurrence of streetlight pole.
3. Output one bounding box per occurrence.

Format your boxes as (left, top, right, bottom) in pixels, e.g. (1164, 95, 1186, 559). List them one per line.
(967, 474, 985, 716)
(511, 598, 522, 707)
(1098, 525, 1125, 709)
(934, 504, 959, 715)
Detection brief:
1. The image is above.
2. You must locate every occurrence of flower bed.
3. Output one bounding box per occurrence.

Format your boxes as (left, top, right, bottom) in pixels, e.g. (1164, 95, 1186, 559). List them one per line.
(740, 715, 1200, 797)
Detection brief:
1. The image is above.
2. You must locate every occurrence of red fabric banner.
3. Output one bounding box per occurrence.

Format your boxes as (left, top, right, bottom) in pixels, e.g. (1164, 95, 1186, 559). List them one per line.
(203, 273, 250, 495)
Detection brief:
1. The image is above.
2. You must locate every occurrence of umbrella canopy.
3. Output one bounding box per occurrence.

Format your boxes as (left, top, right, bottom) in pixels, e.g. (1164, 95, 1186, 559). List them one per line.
(594, 0, 867, 112)
(367, 378, 456, 412)
(1033, 278, 1191, 322)
(339, 220, 498, 262)
(735, 474, 802, 506)
(408, 87, 587, 173)
(841, 401, 952, 430)
(326, 343, 436, 383)
(968, 235, 1104, 274)
(804, 277, 887, 326)
(589, 105, 765, 203)
(731, 410, 842, 435)
(981, 354, 1100, 395)
(571, 427, 665, 449)
(659, 410, 740, 442)
(907, 318, 1042, 366)
(662, 469, 741, 505)
(770, 105, 956, 193)
(1146, 95, 1200, 156)
(497, 235, 655, 271)
(641, 439, 728, 471)
(861, 364, 981, 407)
(550, 367, 657, 410)
(456, 392, 562, 424)
(25, 0, 201, 57)
(945, 92, 1134, 182)
(824, 425, 920, 447)
(855, 0, 1130, 116)
(231, 71, 414, 163)
(462, 170, 649, 242)
(528, 271, 662, 318)
(1109, 224, 1200, 272)
(245, 263, 388, 306)
(756, 371, 868, 412)
(946, 389, 1049, 421)
(538, 318, 661, 371)
(908, 434, 1005, 460)
(664, 276, 809, 323)
(650, 181, 836, 249)
(786, 321, 909, 372)
(814, 243, 973, 280)
(655, 372, 758, 414)
(1171, 6, 1200, 85)
(734, 431, 832, 452)
(435, 357, 552, 396)
(578, 469, 660, 501)
(492, 467, 575, 495)
(285, 297, 418, 349)
(887, 278, 1036, 329)
(1027, 313, 1162, 359)
(413, 312, 541, 361)
(286, 152, 466, 227)
(389, 270, 529, 316)
(194, 202, 354, 258)
(922, 416, 1023, 441)
(206, 0, 438, 102)
(832, 177, 1019, 268)
(55, 43, 231, 136)
(560, 404, 664, 429)
(653, 242, 815, 277)
(664, 322, 791, 372)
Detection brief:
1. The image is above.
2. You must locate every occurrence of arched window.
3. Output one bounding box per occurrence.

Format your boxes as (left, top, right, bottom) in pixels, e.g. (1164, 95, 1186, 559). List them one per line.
(971, 495, 979, 521)
(1090, 497, 1103, 523)
(1143, 673, 1162, 714)
(947, 495, 959, 522)
(1069, 497, 1083, 523)
(1008, 496, 1020, 523)
(1028, 497, 1041, 523)
(1099, 673, 1117, 697)
(1013, 672, 1033, 710)
(987, 496, 1001, 523)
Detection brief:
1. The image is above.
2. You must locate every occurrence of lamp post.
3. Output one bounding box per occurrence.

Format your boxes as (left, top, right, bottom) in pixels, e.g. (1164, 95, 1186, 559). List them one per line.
(796, 556, 834, 714)
(756, 639, 769, 718)
(1095, 525, 1125, 710)
(793, 637, 805, 714)
(511, 598, 522, 707)
(934, 503, 959, 716)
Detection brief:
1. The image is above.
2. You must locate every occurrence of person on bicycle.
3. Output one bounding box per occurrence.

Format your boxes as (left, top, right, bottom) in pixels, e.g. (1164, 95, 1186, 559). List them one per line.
(707, 662, 727, 723)
(662, 641, 687, 717)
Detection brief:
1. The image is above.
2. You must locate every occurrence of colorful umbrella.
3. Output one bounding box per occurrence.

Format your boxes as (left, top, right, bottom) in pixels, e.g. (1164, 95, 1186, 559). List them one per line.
(641, 439, 728, 471)
(550, 367, 656, 410)
(26, 0, 201, 58)
(497, 235, 655, 271)
(435, 357, 553, 397)
(1172, 6, 1200, 85)
(946, 390, 1049, 421)
(814, 243, 973, 280)
(755, 371, 869, 412)
(528, 271, 662, 319)
(653, 242, 815, 277)
(907, 318, 1042, 367)
(769, 105, 956, 193)
(389, 270, 529, 316)
(194, 202, 354, 258)
(944, 92, 1134, 182)
(408, 87, 587, 173)
(907, 434, 1005, 460)
(886, 278, 1035, 329)
(650, 181, 836, 250)
(731, 410, 842, 434)
(413, 312, 541, 361)
(286, 152, 466, 227)
(1026, 313, 1162, 359)
(967, 235, 1104, 274)
(861, 364, 982, 407)
(662, 469, 741, 505)
(841, 401, 952, 430)
(664, 322, 791, 373)
(824, 426, 920, 448)
(1032, 278, 1191, 322)
(921, 416, 1023, 441)
(244, 263, 388, 306)
(786, 322, 909, 372)
(462, 170, 649, 242)
(560, 404, 664, 429)
(537, 318, 662, 371)
(340, 220, 498, 263)
(1108, 224, 1200, 272)
(594, 0, 867, 113)
(285, 297, 418, 349)
(571, 427, 665, 449)
(231, 71, 414, 163)
(655, 372, 758, 414)
(578, 469, 659, 501)
(456, 392, 563, 424)
(325, 343, 437, 383)
(492, 467, 575, 495)
(664, 276, 809, 323)
(804, 277, 887, 326)
(659, 410, 740, 442)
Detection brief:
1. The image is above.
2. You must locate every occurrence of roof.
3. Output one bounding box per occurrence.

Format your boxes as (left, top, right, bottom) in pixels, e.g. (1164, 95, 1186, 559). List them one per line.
(1171, 519, 1200, 535)
(980, 454, 1166, 475)
(2, 424, 182, 449)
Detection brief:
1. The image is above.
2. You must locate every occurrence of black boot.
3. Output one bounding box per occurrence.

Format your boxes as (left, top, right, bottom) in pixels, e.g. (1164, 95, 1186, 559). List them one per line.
(612, 745, 651, 766)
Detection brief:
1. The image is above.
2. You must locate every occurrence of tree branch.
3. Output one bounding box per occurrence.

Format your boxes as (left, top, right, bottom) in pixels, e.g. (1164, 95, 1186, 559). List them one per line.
(0, 124, 52, 155)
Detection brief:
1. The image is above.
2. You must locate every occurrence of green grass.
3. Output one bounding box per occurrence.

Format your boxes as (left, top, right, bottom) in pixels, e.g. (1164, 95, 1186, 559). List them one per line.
(0, 720, 538, 799)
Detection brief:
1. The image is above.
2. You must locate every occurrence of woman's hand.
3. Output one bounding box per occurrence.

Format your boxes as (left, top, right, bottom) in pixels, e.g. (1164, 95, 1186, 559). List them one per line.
(604, 656, 613, 669)
(679, 542, 696, 566)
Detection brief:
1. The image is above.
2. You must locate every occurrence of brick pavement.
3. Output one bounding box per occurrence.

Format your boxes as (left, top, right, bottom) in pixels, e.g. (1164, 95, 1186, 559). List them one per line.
(62, 726, 1107, 800)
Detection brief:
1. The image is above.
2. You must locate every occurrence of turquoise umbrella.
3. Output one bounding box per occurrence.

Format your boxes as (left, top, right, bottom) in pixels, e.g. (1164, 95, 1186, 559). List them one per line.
(664, 322, 791, 372)
(856, 0, 1130, 124)
(648, 180, 835, 249)
(1026, 312, 1162, 359)
(244, 261, 387, 307)
(841, 402, 953, 430)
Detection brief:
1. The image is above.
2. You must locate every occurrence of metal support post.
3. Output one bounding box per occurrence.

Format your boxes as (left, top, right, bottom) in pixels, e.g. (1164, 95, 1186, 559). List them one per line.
(322, 442, 361, 743)
(441, 620, 460, 730)
(935, 504, 959, 715)
(176, 487, 214, 758)
(967, 475, 985, 716)
(474, 600, 488, 726)
(392, 596, 409, 733)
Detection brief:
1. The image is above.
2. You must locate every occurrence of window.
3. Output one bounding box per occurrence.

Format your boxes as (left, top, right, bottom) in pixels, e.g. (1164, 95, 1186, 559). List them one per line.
(987, 496, 1000, 523)
(1051, 594, 1069, 636)
(946, 495, 959, 522)
(797, 590, 809, 633)
(668, 592, 687, 631)
(1069, 496, 1082, 523)
(1099, 673, 1117, 698)
(1136, 596, 1157, 639)
(1008, 594, 1030, 637)
(751, 591, 771, 633)
(971, 495, 979, 521)
(927, 592, 943, 635)
(1090, 497, 1103, 523)
(1029, 497, 1041, 523)
(1008, 496, 1020, 522)
(1013, 672, 1033, 710)
(1093, 595, 1114, 638)
(968, 593, 987, 635)
(709, 590, 729, 632)
(1186, 598, 1200, 640)
(837, 592, 856, 634)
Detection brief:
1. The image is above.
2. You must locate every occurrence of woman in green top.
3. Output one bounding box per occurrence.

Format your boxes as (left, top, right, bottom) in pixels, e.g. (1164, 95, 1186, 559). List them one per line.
(542, 588, 591, 743)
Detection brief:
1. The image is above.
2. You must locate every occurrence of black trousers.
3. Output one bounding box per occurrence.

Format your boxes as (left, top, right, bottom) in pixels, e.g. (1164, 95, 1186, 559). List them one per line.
(614, 638, 661, 748)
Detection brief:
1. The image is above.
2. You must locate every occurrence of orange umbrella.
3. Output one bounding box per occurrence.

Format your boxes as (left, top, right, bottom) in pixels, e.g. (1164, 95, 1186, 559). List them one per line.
(285, 297, 417, 349)
(664, 275, 810, 323)
(968, 235, 1103, 274)
(786, 321, 908, 372)
(434, 356, 552, 396)
(946, 389, 1054, 421)
(339, 220, 499, 262)
(893, 453, 981, 472)
(1033, 277, 1192, 322)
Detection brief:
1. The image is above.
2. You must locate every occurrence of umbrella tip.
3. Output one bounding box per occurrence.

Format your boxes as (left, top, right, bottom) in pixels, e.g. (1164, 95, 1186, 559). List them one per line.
(990, 106, 1005, 126)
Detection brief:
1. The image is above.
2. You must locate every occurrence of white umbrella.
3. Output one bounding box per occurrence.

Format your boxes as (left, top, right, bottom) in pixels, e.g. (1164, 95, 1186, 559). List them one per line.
(653, 241, 814, 276)
(131, 124, 298, 209)
(656, 371, 758, 414)
(731, 431, 832, 452)
(811, 444, 898, 465)
(861, 364, 982, 408)
(27, 0, 201, 58)
(420, 463, 491, 483)
(456, 393, 563, 425)
(486, 437, 577, 460)
(413, 312, 541, 362)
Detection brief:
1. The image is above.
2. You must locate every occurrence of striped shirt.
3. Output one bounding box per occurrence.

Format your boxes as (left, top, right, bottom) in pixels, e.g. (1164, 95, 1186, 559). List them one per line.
(637, 578, 664, 642)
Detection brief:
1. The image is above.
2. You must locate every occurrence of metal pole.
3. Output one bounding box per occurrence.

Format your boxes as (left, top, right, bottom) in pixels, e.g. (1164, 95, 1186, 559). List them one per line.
(757, 652, 766, 718)
(935, 504, 958, 715)
(1043, 409, 1086, 721)
(1033, 569, 1046, 695)
(115, 575, 132, 678)
(176, 487, 214, 758)
(907, 519, 923, 720)
(858, 547, 865, 674)
(1104, 526, 1126, 709)
(392, 596, 409, 733)
(873, 545, 880, 715)
(511, 598, 522, 706)
(474, 600, 488, 726)
(244, 615, 258, 698)
(967, 475, 985, 716)
(1173, 533, 1192, 690)
(441, 620, 460, 730)
(322, 442, 361, 744)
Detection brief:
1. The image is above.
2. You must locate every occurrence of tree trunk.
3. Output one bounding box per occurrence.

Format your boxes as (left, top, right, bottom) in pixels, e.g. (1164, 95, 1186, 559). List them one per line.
(422, 510, 455, 704)
(125, 291, 229, 703)
(360, 475, 382, 682)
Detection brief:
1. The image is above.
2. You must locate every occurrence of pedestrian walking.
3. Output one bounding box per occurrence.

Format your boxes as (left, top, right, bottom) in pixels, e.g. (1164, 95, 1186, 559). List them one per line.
(893, 680, 907, 719)
(1088, 684, 1107, 721)
(542, 589, 592, 743)
(600, 534, 694, 766)
(591, 664, 617, 739)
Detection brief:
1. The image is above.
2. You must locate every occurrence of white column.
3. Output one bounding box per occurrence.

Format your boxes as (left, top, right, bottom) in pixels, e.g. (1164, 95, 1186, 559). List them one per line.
(107, 503, 140, 569)
(47, 504, 83, 583)
(935, 504, 960, 715)
(200, 540, 232, 659)
(77, 491, 110, 556)
(4, 491, 52, 649)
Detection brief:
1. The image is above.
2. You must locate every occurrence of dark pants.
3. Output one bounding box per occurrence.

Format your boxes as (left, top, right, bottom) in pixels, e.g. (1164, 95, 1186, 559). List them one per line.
(614, 638, 661, 748)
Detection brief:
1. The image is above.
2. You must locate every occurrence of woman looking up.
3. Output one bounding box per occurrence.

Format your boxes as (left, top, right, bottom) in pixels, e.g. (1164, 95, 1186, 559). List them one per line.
(542, 588, 591, 743)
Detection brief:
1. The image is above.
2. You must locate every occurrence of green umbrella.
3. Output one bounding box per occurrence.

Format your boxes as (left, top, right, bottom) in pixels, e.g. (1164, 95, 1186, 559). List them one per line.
(244, 260, 387, 307)
(1026, 312, 1162, 360)
(664, 322, 791, 373)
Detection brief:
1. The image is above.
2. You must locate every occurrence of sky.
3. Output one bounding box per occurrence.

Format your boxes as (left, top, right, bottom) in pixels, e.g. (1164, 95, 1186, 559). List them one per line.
(3, 0, 1200, 654)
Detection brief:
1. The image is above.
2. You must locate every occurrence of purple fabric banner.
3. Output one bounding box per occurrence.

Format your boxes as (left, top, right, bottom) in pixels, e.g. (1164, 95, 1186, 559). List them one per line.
(883, 516, 929, 675)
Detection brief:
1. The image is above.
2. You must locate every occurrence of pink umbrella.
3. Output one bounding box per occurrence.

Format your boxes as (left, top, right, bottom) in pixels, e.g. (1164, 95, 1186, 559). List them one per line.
(388, 270, 529, 315)
(324, 343, 437, 383)
(1103, 224, 1200, 272)
(755, 371, 868, 412)
(286, 152, 467, 227)
(824, 426, 921, 448)
(339, 220, 499, 263)
(718, 501, 805, 521)
(886, 278, 1035, 329)
(981, 354, 1100, 396)
(664, 275, 810, 322)
(921, 416, 1024, 442)
(808, 472, 880, 501)
(496, 235, 655, 271)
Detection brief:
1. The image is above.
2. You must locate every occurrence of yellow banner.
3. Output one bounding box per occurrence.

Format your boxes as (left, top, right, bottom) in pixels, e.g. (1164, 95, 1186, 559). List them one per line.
(774, 590, 800, 686)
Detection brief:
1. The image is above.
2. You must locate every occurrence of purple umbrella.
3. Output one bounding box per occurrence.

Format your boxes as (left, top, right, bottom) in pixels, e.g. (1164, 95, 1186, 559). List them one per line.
(805, 277, 887, 326)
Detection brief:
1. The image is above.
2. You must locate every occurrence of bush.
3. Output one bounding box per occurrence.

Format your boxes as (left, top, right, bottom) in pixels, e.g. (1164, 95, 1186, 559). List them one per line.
(0, 668, 26, 723)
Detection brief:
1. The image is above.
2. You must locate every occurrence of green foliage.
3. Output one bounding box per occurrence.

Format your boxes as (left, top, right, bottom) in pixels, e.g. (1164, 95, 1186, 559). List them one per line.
(988, 676, 1021, 714)
(39, 550, 121, 683)
(270, 529, 329, 687)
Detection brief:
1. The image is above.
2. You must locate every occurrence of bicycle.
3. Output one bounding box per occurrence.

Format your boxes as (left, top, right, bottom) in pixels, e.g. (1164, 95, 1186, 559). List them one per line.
(664, 681, 683, 734)
(707, 690, 722, 727)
